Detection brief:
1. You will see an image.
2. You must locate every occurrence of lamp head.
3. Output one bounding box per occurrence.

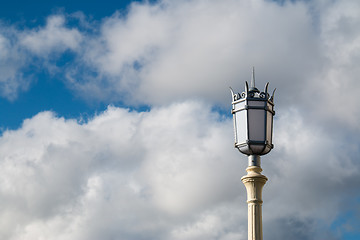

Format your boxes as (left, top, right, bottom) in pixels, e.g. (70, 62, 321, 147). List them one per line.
(230, 68, 275, 156)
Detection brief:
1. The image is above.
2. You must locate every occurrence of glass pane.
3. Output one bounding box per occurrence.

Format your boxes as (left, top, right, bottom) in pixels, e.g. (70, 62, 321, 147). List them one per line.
(248, 109, 265, 141)
(235, 110, 247, 144)
(248, 100, 265, 107)
(234, 101, 245, 112)
(266, 111, 273, 144)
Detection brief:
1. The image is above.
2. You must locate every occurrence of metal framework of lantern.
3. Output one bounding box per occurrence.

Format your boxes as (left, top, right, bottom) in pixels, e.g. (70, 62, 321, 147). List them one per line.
(230, 68, 275, 166)
(230, 68, 275, 240)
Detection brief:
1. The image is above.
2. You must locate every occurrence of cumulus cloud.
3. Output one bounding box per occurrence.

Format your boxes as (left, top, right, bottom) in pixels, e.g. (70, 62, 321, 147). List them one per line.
(0, 0, 359, 239)
(20, 15, 82, 56)
(0, 101, 358, 239)
(308, 0, 360, 129)
(0, 15, 82, 100)
(59, 0, 360, 133)
(0, 31, 30, 100)
(0, 102, 242, 240)
(2, 0, 360, 129)
(66, 0, 321, 106)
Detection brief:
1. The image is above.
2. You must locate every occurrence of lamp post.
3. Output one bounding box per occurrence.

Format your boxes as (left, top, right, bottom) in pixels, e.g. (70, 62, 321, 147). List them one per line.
(230, 68, 275, 240)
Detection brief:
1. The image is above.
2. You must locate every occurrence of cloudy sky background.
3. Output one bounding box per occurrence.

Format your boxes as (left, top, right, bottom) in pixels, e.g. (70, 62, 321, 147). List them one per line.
(0, 0, 359, 239)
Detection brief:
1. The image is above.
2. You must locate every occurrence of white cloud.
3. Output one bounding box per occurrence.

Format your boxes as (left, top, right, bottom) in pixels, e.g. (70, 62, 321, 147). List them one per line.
(20, 15, 82, 56)
(0, 14, 82, 100)
(0, 102, 241, 240)
(62, 0, 360, 132)
(0, 32, 30, 100)
(68, 0, 321, 106)
(0, 101, 358, 239)
(0, 0, 359, 239)
(1, 0, 360, 130)
(307, 0, 360, 129)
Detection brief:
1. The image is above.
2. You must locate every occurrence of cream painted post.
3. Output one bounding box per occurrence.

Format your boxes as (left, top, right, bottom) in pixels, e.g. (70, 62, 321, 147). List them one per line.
(241, 166, 267, 240)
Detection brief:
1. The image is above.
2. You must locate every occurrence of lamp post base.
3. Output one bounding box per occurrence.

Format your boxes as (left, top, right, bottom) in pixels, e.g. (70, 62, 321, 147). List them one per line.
(241, 166, 267, 240)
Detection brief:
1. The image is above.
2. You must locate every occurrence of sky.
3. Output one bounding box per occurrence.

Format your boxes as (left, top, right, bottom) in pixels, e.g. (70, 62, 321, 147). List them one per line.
(0, 0, 359, 239)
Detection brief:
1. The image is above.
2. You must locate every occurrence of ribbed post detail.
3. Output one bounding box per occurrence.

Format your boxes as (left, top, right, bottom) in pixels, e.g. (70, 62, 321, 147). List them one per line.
(241, 166, 267, 240)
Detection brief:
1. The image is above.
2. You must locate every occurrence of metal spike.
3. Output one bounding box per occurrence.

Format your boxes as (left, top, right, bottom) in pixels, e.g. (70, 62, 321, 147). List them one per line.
(264, 82, 269, 94)
(229, 87, 235, 100)
(271, 88, 276, 101)
(245, 81, 249, 93)
(250, 67, 255, 88)
(251, 67, 255, 89)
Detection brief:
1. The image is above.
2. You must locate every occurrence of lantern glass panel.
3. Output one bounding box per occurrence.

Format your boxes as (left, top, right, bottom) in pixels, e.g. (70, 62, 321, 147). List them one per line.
(234, 103, 246, 144)
(266, 110, 273, 143)
(234, 100, 245, 111)
(248, 100, 265, 107)
(248, 109, 265, 141)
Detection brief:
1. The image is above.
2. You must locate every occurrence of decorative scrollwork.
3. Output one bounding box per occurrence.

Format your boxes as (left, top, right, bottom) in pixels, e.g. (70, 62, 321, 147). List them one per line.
(230, 74, 275, 103)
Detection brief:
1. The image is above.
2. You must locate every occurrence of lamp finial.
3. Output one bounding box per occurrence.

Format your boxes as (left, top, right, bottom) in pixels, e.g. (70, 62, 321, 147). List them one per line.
(251, 67, 255, 89)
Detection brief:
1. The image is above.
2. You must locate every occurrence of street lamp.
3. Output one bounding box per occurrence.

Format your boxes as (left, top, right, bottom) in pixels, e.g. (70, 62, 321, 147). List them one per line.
(230, 68, 275, 240)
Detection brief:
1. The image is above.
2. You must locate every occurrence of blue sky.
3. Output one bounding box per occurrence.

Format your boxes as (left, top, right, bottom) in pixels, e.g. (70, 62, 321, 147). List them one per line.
(0, 0, 145, 129)
(0, 0, 139, 23)
(0, 0, 359, 239)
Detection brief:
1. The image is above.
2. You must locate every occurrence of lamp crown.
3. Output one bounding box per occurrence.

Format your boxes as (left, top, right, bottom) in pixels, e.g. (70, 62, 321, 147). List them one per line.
(231, 68, 275, 104)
